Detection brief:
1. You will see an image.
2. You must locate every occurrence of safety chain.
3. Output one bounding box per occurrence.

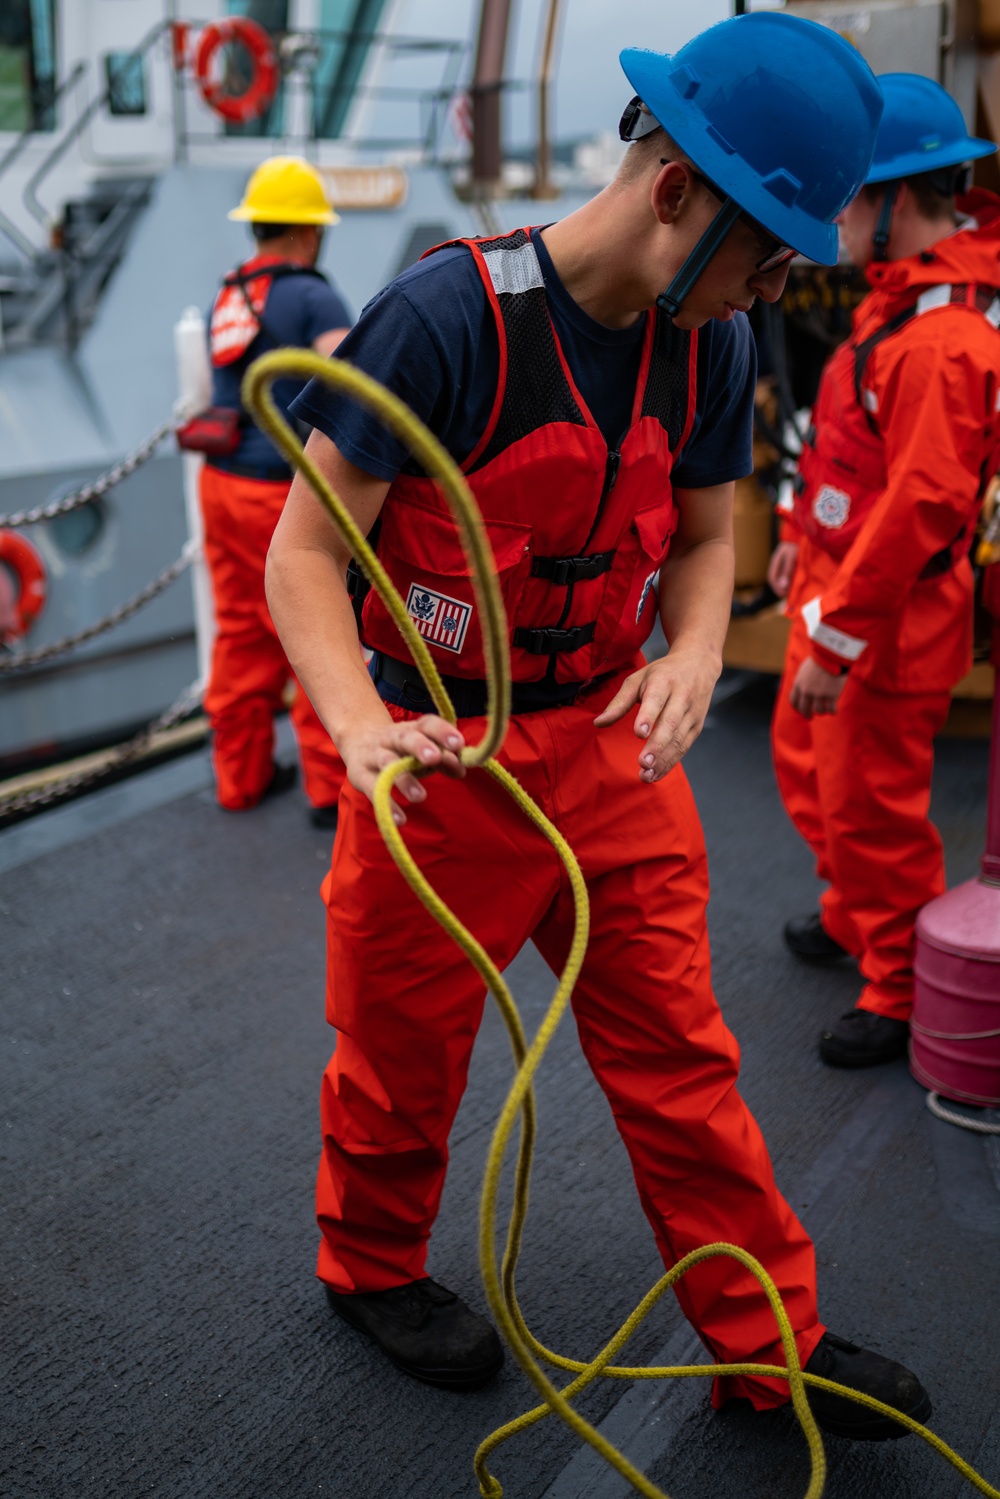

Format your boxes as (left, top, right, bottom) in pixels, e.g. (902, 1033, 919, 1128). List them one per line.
(0, 679, 204, 822)
(0, 540, 197, 674)
(0, 417, 176, 530)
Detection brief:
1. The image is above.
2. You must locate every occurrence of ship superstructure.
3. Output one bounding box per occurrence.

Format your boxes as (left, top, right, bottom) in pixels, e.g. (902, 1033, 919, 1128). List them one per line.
(0, 0, 590, 776)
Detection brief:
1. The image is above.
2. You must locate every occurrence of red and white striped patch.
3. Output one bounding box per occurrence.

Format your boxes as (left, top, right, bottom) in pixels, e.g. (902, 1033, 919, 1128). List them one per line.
(405, 584, 472, 655)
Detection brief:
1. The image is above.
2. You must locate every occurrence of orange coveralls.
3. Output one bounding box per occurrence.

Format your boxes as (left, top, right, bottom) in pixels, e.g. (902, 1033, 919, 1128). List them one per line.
(320, 673, 823, 1409)
(200, 464, 344, 811)
(314, 227, 824, 1410)
(773, 193, 1000, 1019)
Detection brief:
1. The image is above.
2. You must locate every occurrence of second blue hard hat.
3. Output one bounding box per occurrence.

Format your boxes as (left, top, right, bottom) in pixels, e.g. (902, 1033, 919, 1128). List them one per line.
(620, 12, 883, 266)
(865, 73, 996, 184)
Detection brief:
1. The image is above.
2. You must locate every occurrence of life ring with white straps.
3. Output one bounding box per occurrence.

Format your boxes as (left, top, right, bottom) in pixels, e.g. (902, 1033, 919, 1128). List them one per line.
(194, 17, 279, 125)
(0, 529, 48, 644)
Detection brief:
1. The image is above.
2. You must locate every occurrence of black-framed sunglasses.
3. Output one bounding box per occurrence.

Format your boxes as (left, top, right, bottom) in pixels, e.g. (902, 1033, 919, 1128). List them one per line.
(664, 162, 798, 274)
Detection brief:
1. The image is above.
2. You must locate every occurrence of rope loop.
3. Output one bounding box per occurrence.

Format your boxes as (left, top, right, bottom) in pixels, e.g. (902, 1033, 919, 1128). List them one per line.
(242, 348, 1000, 1499)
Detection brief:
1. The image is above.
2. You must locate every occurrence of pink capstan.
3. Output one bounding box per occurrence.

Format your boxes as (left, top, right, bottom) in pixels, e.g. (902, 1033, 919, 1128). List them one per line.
(912, 617, 1000, 1107)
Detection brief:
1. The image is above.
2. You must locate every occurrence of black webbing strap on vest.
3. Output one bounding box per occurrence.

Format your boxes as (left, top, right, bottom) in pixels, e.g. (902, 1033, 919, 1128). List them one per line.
(223, 262, 333, 452)
(227, 261, 330, 349)
(852, 303, 918, 421)
(347, 517, 381, 630)
(512, 622, 596, 654)
(369, 649, 612, 716)
(529, 550, 616, 585)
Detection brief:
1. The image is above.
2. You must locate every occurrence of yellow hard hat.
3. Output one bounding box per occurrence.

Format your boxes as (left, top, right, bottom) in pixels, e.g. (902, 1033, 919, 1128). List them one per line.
(228, 156, 339, 225)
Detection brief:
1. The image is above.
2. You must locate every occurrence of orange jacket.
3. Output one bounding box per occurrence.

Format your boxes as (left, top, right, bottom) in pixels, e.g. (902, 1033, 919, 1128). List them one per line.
(787, 191, 1000, 692)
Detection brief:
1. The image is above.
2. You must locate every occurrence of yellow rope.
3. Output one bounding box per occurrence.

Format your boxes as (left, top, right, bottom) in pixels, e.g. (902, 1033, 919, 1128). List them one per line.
(242, 348, 1000, 1499)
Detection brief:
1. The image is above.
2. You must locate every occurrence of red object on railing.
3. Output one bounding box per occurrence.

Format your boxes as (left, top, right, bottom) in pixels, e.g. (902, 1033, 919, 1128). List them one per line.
(170, 22, 190, 73)
(194, 18, 279, 125)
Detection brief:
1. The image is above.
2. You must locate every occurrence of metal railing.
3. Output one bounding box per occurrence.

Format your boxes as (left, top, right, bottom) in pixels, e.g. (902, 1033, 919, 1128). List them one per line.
(0, 18, 494, 350)
(172, 24, 474, 162)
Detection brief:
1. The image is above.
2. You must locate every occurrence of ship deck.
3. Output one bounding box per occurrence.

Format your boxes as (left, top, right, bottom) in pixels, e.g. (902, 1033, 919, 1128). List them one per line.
(2, 675, 998, 1499)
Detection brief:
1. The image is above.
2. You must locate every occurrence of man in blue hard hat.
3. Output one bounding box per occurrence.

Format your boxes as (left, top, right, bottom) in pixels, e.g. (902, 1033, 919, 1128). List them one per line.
(769, 75, 1000, 1067)
(267, 14, 930, 1439)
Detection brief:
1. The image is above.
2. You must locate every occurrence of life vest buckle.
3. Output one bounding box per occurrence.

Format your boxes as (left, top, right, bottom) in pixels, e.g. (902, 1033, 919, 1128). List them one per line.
(513, 623, 597, 654)
(531, 550, 616, 586)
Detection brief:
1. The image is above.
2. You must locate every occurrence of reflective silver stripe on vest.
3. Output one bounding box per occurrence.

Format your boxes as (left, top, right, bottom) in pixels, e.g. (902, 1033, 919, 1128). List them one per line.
(915, 283, 952, 316)
(913, 282, 1000, 325)
(803, 595, 868, 662)
(481, 239, 545, 296)
(861, 282, 1000, 412)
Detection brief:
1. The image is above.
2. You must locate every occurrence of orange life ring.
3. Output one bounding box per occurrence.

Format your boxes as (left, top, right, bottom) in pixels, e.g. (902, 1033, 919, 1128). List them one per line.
(0, 529, 48, 643)
(194, 17, 279, 125)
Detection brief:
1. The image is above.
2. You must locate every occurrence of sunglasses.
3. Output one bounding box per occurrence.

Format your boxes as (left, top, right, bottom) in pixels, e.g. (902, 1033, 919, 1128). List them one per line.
(664, 162, 798, 274)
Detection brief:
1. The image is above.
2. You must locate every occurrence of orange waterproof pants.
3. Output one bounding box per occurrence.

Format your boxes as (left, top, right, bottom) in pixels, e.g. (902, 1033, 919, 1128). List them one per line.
(200, 465, 344, 811)
(772, 610, 951, 1020)
(317, 677, 823, 1408)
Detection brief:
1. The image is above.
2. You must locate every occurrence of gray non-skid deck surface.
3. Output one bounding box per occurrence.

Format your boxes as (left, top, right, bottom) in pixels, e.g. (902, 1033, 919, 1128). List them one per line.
(2, 679, 998, 1499)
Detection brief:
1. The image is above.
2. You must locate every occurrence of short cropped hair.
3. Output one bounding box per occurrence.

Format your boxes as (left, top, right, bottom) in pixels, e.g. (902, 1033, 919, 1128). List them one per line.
(616, 125, 693, 184)
(863, 168, 959, 219)
(251, 221, 295, 241)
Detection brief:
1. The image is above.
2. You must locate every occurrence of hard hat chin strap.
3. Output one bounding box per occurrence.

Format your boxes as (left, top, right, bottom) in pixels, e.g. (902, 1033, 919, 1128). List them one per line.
(656, 197, 743, 319)
(872, 182, 898, 263)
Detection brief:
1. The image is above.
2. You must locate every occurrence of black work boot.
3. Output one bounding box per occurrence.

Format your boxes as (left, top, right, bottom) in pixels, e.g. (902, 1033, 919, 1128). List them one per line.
(804, 1331, 931, 1440)
(309, 803, 339, 830)
(819, 1009, 909, 1068)
(784, 912, 852, 964)
(326, 1278, 504, 1391)
(261, 761, 298, 800)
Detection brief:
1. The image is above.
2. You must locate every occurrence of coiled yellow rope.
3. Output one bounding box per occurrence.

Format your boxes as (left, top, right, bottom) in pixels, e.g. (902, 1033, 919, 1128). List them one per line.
(243, 348, 999, 1499)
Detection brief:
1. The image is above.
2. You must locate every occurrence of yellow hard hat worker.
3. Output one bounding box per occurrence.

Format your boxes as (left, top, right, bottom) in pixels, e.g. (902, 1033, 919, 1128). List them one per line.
(229, 155, 339, 226)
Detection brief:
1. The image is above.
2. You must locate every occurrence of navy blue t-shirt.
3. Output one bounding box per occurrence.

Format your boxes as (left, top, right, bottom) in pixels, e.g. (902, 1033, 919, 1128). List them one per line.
(291, 228, 755, 486)
(209, 266, 351, 477)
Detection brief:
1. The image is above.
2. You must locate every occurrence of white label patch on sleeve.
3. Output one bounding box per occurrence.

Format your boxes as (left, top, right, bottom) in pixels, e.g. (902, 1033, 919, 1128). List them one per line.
(405, 584, 472, 654)
(802, 595, 868, 661)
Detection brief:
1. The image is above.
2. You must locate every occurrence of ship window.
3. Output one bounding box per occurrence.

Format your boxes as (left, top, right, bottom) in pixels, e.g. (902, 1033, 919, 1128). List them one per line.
(48, 499, 106, 557)
(104, 52, 147, 118)
(0, 0, 57, 133)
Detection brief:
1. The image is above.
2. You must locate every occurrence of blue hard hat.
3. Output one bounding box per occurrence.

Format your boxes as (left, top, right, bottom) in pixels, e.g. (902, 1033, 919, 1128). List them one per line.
(865, 73, 996, 184)
(620, 12, 883, 266)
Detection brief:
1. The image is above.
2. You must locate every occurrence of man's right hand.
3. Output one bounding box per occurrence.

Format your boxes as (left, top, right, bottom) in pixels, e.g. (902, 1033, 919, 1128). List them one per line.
(339, 713, 466, 824)
(767, 540, 799, 599)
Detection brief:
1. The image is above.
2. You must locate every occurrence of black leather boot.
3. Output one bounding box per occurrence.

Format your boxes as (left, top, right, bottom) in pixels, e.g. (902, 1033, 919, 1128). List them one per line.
(783, 912, 851, 964)
(819, 1009, 909, 1067)
(327, 1278, 504, 1391)
(261, 761, 298, 800)
(804, 1331, 931, 1440)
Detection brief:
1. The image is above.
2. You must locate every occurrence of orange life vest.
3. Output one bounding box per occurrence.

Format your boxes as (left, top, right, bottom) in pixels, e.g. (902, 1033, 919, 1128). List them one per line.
(209, 254, 326, 368)
(360, 228, 698, 686)
(793, 281, 1000, 574)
